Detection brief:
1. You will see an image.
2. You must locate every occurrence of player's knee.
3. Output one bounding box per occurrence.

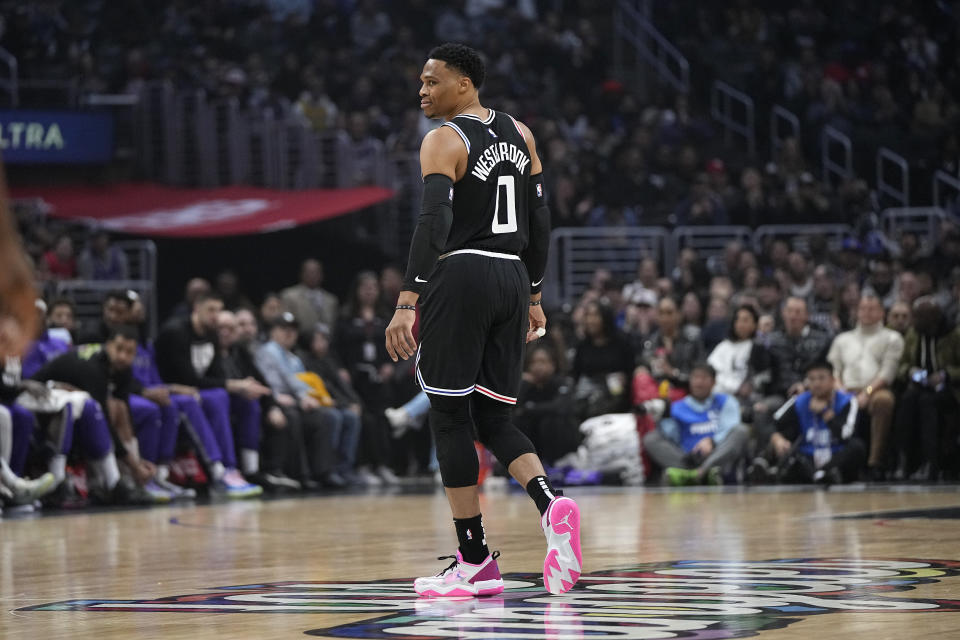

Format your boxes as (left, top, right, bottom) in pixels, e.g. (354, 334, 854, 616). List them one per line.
(428, 395, 478, 487)
(472, 394, 535, 467)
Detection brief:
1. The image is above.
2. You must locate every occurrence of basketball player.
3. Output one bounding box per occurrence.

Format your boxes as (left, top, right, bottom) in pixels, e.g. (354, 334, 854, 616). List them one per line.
(385, 43, 581, 597)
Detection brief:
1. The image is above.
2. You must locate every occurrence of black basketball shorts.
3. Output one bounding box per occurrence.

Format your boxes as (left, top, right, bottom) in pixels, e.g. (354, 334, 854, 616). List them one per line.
(415, 250, 529, 405)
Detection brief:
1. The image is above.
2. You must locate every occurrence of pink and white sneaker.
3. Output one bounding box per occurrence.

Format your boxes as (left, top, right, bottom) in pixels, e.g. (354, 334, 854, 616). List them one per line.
(414, 550, 504, 597)
(541, 496, 582, 594)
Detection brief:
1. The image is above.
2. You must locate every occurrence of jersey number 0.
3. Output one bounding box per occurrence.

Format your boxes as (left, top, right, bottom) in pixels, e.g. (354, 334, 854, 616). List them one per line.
(491, 175, 518, 234)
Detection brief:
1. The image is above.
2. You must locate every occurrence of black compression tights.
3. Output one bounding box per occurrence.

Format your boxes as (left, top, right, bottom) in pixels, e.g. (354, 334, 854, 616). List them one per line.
(428, 393, 537, 488)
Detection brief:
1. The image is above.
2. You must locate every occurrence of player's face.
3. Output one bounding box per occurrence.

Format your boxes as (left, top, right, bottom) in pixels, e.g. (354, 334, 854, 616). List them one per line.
(419, 59, 463, 119)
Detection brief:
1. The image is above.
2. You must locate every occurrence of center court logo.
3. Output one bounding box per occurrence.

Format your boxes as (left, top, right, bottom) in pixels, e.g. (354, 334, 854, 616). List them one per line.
(20, 559, 960, 639)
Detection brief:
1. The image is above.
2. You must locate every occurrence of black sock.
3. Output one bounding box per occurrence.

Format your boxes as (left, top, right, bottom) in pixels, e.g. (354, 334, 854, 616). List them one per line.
(526, 475, 558, 516)
(454, 514, 489, 564)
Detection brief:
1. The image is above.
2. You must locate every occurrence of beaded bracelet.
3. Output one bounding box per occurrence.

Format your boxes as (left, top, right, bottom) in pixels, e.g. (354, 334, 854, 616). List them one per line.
(395, 304, 417, 311)
(529, 299, 542, 306)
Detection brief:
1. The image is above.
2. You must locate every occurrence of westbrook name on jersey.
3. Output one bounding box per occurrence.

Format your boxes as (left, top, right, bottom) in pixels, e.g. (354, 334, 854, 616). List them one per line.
(470, 142, 530, 181)
(439, 109, 536, 256)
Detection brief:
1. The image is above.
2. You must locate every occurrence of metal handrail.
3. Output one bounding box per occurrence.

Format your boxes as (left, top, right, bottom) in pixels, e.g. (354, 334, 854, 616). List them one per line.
(753, 224, 853, 254)
(710, 81, 755, 157)
(880, 207, 946, 245)
(615, 0, 690, 93)
(820, 125, 853, 185)
(546, 226, 672, 304)
(877, 147, 909, 207)
(933, 170, 960, 212)
(770, 105, 800, 159)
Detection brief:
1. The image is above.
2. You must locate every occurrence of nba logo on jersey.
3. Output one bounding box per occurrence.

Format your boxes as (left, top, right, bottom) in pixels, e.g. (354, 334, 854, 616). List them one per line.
(536, 184, 542, 198)
(488, 128, 497, 138)
(449, 187, 454, 201)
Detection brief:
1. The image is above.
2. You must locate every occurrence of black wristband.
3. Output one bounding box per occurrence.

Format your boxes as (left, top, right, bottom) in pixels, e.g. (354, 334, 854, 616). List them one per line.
(529, 299, 542, 306)
(395, 305, 416, 311)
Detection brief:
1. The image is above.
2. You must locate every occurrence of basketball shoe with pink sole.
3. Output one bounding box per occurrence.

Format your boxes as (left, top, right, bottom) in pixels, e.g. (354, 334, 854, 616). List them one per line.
(541, 496, 582, 594)
(414, 550, 504, 597)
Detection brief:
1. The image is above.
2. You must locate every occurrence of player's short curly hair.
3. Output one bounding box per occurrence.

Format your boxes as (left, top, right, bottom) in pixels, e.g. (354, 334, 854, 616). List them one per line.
(428, 43, 485, 90)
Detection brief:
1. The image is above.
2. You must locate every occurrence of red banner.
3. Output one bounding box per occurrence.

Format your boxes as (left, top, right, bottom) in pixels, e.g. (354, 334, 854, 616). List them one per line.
(11, 183, 394, 237)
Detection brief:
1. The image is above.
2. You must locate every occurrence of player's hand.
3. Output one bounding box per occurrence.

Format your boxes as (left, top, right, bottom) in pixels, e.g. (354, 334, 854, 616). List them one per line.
(386, 309, 418, 362)
(527, 304, 547, 343)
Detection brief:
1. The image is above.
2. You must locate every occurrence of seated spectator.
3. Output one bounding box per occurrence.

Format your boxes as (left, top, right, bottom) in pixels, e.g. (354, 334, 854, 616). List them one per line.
(77, 230, 129, 281)
(155, 293, 266, 497)
(572, 301, 635, 419)
(215, 269, 253, 311)
(256, 312, 358, 488)
(887, 301, 912, 335)
(335, 271, 399, 486)
(258, 293, 285, 342)
(892, 297, 960, 481)
(169, 277, 212, 320)
(282, 259, 340, 338)
(707, 305, 774, 422)
(635, 296, 704, 396)
(127, 300, 253, 497)
(515, 344, 578, 466)
(757, 297, 832, 444)
(808, 264, 840, 334)
(42, 234, 77, 280)
(700, 296, 731, 353)
(620, 289, 658, 352)
(235, 307, 263, 350)
(300, 323, 365, 480)
(751, 361, 865, 485)
(827, 294, 905, 479)
(216, 310, 293, 491)
(45, 298, 76, 344)
(681, 292, 704, 335)
(755, 277, 783, 319)
(642, 362, 749, 485)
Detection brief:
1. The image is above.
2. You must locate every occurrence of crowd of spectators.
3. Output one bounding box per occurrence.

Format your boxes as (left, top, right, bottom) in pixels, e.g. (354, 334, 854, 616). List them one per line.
(4, 2, 960, 514)
(4, 218, 960, 514)
(655, 0, 960, 199)
(3, 0, 896, 234)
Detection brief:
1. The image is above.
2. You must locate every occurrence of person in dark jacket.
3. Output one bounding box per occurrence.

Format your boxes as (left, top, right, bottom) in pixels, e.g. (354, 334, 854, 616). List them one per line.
(892, 296, 960, 481)
(515, 344, 578, 465)
(572, 301, 636, 419)
(155, 293, 266, 497)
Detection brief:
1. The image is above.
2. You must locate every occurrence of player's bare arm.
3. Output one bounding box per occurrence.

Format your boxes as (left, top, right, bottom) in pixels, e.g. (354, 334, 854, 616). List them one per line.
(516, 120, 549, 343)
(385, 125, 466, 362)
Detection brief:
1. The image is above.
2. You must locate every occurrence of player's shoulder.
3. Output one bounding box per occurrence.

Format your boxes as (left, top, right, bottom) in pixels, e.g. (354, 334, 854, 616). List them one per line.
(421, 123, 465, 151)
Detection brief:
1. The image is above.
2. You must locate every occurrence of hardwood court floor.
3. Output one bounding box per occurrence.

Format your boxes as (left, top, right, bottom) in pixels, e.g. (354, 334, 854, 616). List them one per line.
(3, 485, 960, 639)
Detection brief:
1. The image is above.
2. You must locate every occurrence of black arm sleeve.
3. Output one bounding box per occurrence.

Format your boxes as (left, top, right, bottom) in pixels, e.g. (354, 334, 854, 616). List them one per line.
(521, 173, 550, 295)
(402, 173, 455, 295)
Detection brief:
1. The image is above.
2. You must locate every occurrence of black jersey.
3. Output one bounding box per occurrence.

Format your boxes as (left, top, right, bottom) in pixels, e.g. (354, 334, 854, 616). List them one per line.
(440, 110, 532, 255)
